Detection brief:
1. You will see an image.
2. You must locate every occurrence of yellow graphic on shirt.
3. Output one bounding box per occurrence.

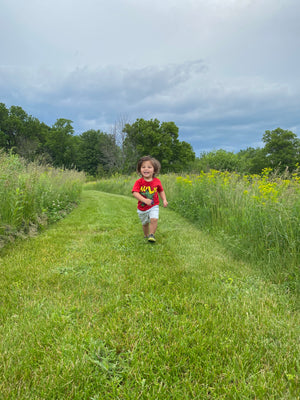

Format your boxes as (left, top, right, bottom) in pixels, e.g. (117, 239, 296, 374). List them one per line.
(140, 186, 157, 195)
(140, 186, 157, 206)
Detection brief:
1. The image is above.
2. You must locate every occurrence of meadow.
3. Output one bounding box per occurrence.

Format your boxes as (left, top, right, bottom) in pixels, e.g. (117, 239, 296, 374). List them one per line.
(85, 167, 300, 291)
(1, 156, 299, 399)
(1, 190, 299, 399)
(0, 150, 85, 247)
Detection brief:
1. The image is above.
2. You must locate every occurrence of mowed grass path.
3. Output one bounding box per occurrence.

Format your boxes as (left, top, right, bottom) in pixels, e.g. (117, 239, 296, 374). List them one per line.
(0, 190, 299, 399)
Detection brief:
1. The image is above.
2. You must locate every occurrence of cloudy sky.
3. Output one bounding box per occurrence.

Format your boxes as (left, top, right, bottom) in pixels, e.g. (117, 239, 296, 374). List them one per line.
(1, 0, 299, 155)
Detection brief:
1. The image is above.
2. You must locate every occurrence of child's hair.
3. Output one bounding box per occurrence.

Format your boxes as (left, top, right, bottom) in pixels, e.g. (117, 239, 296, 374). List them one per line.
(137, 156, 161, 177)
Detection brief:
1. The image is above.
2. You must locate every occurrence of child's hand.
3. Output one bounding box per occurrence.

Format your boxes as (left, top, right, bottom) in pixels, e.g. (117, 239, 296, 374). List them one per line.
(163, 200, 168, 208)
(144, 198, 153, 206)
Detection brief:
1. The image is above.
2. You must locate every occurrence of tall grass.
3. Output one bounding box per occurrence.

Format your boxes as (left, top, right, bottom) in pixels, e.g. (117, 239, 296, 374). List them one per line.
(86, 168, 300, 287)
(165, 168, 299, 285)
(0, 151, 85, 246)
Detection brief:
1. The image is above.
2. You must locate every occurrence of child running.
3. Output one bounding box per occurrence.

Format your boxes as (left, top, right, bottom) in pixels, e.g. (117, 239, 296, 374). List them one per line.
(132, 156, 168, 242)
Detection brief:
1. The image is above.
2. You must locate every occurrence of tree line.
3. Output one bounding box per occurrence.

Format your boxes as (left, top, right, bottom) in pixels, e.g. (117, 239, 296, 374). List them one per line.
(0, 103, 195, 175)
(0, 103, 299, 176)
(193, 128, 299, 174)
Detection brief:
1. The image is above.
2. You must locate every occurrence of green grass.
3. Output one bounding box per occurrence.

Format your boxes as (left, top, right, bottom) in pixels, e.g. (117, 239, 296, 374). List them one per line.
(0, 151, 85, 246)
(0, 190, 299, 399)
(85, 170, 300, 290)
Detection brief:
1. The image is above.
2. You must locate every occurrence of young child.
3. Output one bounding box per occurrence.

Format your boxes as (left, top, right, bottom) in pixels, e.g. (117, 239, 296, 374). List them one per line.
(132, 156, 168, 242)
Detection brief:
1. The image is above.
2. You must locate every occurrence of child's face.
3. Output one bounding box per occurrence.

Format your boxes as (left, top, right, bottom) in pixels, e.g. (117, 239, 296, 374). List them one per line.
(140, 161, 154, 180)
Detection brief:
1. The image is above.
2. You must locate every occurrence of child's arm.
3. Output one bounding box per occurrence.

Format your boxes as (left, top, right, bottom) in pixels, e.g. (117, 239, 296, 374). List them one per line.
(159, 190, 168, 208)
(132, 191, 153, 206)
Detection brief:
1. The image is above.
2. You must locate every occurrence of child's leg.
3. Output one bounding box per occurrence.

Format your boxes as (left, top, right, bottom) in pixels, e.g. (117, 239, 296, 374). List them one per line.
(142, 223, 149, 237)
(149, 218, 158, 235)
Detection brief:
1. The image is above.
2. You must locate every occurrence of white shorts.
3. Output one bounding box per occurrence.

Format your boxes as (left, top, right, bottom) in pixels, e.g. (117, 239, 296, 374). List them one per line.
(137, 205, 159, 225)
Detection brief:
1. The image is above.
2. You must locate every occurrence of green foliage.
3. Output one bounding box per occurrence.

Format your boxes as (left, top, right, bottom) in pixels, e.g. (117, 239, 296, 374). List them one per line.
(0, 103, 122, 176)
(263, 127, 300, 171)
(44, 119, 76, 168)
(192, 149, 239, 172)
(123, 118, 195, 172)
(193, 147, 269, 175)
(1, 102, 299, 177)
(166, 170, 300, 285)
(236, 147, 267, 174)
(191, 129, 299, 175)
(76, 130, 121, 177)
(0, 150, 85, 247)
(0, 103, 51, 160)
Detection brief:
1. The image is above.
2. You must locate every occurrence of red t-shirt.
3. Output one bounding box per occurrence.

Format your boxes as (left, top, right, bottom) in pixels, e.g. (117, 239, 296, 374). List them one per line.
(132, 177, 164, 211)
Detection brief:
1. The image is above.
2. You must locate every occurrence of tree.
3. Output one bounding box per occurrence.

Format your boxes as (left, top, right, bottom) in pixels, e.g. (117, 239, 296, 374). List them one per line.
(0, 103, 9, 150)
(0, 104, 52, 161)
(110, 114, 129, 170)
(2, 105, 27, 151)
(194, 149, 239, 172)
(76, 130, 120, 176)
(44, 119, 76, 168)
(123, 118, 195, 172)
(237, 147, 267, 174)
(262, 128, 300, 171)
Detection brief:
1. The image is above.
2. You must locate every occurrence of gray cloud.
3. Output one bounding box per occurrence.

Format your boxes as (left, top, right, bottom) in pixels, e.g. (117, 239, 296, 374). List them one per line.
(1, 0, 300, 155)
